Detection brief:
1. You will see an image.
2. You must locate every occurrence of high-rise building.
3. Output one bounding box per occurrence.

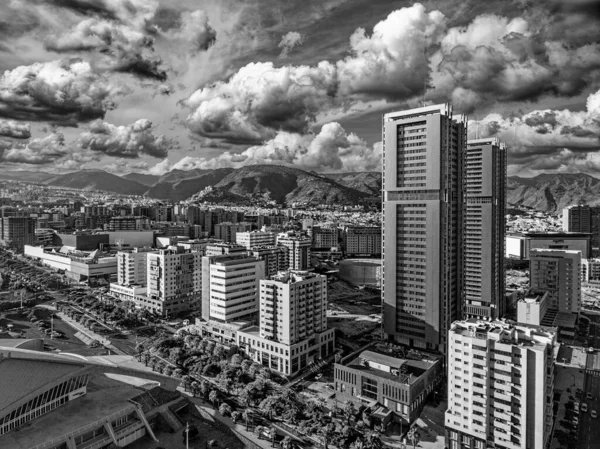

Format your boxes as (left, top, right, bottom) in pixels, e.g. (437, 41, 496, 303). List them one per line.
(214, 222, 253, 243)
(529, 248, 581, 315)
(445, 319, 556, 449)
(312, 226, 339, 250)
(249, 246, 289, 278)
(146, 247, 203, 316)
(0, 217, 36, 252)
(382, 104, 466, 351)
(463, 138, 506, 319)
(562, 204, 600, 253)
(201, 254, 265, 324)
(116, 247, 157, 286)
(237, 270, 335, 376)
(277, 231, 311, 270)
(236, 230, 277, 249)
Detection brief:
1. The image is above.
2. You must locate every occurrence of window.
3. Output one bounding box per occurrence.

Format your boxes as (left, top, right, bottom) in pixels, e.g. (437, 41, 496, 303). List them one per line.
(361, 377, 378, 400)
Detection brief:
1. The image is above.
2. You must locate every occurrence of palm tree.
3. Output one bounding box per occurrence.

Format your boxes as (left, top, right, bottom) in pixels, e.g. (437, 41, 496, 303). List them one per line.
(191, 381, 200, 397)
(209, 389, 220, 407)
(219, 403, 232, 417)
(242, 408, 253, 431)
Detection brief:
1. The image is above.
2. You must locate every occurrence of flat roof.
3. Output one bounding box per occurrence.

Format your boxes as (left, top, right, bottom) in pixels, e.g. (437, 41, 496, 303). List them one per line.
(586, 352, 600, 372)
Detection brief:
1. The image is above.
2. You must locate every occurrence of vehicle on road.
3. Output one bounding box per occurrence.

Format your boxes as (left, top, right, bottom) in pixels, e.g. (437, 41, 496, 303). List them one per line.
(587, 392, 593, 400)
(315, 374, 323, 380)
(592, 410, 598, 419)
(574, 402, 580, 414)
(573, 416, 579, 426)
(582, 403, 589, 413)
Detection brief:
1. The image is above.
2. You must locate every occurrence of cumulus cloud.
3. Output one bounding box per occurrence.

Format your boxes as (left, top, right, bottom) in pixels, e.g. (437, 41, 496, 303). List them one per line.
(184, 61, 339, 143)
(0, 58, 118, 125)
(2, 133, 69, 165)
(472, 88, 600, 176)
(148, 158, 171, 175)
(169, 122, 381, 173)
(78, 119, 177, 158)
(103, 158, 150, 174)
(0, 120, 31, 139)
(278, 32, 304, 58)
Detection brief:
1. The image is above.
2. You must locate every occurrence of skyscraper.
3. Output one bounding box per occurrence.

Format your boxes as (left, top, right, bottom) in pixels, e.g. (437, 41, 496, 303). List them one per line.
(463, 138, 506, 319)
(562, 204, 600, 254)
(382, 104, 466, 352)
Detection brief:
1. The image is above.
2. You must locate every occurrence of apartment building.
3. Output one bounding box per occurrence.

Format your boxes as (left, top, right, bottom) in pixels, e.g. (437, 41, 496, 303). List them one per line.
(529, 249, 581, 314)
(0, 217, 36, 252)
(445, 319, 556, 449)
(214, 222, 253, 243)
(236, 230, 277, 249)
(106, 216, 151, 231)
(237, 270, 335, 376)
(382, 104, 467, 352)
(562, 204, 600, 253)
(463, 138, 506, 319)
(116, 247, 157, 286)
(312, 226, 339, 250)
(201, 254, 265, 325)
(205, 242, 247, 256)
(146, 246, 203, 316)
(249, 246, 289, 278)
(277, 232, 311, 270)
(343, 226, 382, 258)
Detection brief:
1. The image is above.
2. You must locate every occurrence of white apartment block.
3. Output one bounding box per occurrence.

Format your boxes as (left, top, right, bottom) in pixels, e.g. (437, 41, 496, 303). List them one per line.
(277, 232, 311, 270)
(146, 247, 203, 316)
(201, 254, 265, 324)
(116, 247, 157, 286)
(529, 249, 581, 314)
(237, 270, 335, 376)
(236, 230, 276, 249)
(445, 320, 556, 449)
(581, 258, 600, 285)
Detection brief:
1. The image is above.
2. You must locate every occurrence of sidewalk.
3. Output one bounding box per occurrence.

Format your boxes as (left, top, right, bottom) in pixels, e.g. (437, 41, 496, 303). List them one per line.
(56, 311, 127, 355)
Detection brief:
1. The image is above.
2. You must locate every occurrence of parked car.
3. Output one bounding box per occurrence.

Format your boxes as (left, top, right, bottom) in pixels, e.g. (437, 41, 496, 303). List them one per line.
(592, 410, 598, 419)
(573, 416, 579, 426)
(582, 403, 589, 413)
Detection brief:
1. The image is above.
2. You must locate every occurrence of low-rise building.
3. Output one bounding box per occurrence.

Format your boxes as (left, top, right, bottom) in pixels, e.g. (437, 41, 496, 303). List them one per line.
(236, 230, 277, 249)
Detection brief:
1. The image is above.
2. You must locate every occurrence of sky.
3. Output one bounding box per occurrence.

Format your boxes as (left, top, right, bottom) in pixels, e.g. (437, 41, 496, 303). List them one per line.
(0, 0, 599, 178)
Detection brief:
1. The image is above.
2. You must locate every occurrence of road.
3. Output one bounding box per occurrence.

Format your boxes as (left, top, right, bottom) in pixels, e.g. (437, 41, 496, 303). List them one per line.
(578, 370, 600, 449)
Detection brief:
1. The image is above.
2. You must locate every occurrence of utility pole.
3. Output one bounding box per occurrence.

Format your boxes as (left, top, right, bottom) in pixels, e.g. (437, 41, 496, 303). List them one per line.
(51, 315, 54, 339)
(185, 422, 189, 449)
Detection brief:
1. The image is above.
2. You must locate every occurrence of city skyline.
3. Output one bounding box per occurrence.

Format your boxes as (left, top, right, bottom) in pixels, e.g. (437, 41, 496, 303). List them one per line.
(0, 0, 598, 178)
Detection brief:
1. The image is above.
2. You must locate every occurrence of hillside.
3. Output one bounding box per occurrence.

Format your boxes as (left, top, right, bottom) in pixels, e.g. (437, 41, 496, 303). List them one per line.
(122, 173, 160, 186)
(0, 170, 58, 183)
(47, 169, 148, 195)
(507, 173, 600, 212)
(144, 168, 235, 201)
(323, 172, 382, 196)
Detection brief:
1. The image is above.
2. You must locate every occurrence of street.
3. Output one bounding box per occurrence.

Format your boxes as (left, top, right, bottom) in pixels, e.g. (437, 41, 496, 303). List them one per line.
(577, 371, 600, 449)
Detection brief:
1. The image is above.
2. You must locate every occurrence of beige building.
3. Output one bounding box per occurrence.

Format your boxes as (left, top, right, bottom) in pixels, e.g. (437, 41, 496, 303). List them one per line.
(382, 104, 466, 352)
(146, 247, 203, 316)
(463, 138, 506, 319)
(237, 270, 334, 376)
(445, 320, 556, 449)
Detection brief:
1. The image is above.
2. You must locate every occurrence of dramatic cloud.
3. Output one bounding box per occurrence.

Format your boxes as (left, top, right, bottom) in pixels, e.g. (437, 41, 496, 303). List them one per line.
(0, 58, 118, 125)
(0, 120, 31, 139)
(184, 61, 339, 143)
(2, 132, 68, 164)
(472, 88, 600, 175)
(167, 122, 381, 172)
(278, 32, 304, 58)
(78, 119, 177, 158)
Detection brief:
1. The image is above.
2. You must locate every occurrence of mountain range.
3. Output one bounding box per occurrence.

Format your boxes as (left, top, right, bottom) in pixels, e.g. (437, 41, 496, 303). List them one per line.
(1, 166, 597, 212)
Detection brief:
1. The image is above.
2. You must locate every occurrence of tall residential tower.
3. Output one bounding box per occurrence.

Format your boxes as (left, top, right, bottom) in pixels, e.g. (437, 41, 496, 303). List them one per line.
(382, 104, 466, 352)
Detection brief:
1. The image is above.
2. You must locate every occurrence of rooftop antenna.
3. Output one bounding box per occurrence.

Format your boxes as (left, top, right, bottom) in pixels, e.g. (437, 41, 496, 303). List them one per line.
(422, 43, 427, 107)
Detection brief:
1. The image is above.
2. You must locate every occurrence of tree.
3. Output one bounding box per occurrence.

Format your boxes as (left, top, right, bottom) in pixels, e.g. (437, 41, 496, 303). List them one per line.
(219, 403, 232, 417)
(231, 411, 241, 423)
(282, 436, 292, 449)
(209, 389, 220, 407)
(191, 381, 200, 397)
(181, 375, 192, 392)
(242, 409, 253, 431)
(343, 401, 355, 424)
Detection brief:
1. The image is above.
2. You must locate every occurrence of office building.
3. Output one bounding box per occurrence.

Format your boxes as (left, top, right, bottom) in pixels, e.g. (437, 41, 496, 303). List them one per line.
(334, 349, 443, 425)
(0, 217, 36, 252)
(581, 258, 600, 285)
(463, 138, 506, 319)
(236, 230, 277, 249)
(116, 247, 157, 286)
(343, 226, 382, 258)
(382, 104, 466, 351)
(249, 246, 289, 278)
(146, 247, 203, 316)
(562, 204, 600, 253)
(445, 319, 556, 449)
(106, 216, 151, 232)
(312, 226, 339, 250)
(516, 289, 552, 327)
(214, 222, 253, 243)
(237, 270, 335, 376)
(529, 249, 581, 315)
(201, 254, 265, 325)
(205, 242, 246, 256)
(506, 232, 591, 260)
(277, 232, 311, 270)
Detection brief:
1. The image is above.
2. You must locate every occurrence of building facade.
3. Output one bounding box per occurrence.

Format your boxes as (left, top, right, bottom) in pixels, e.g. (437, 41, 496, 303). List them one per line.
(562, 204, 600, 254)
(237, 270, 334, 376)
(0, 217, 36, 252)
(463, 138, 506, 319)
(445, 320, 556, 449)
(343, 226, 382, 258)
(146, 247, 203, 316)
(116, 247, 157, 286)
(236, 230, 277, 249)
(277, 232, 311, 270)
(382, 104, 467, 352)
(312, 226, 339, 250)
(529, 249, 581, 314)
(249, 246, 289, 279)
